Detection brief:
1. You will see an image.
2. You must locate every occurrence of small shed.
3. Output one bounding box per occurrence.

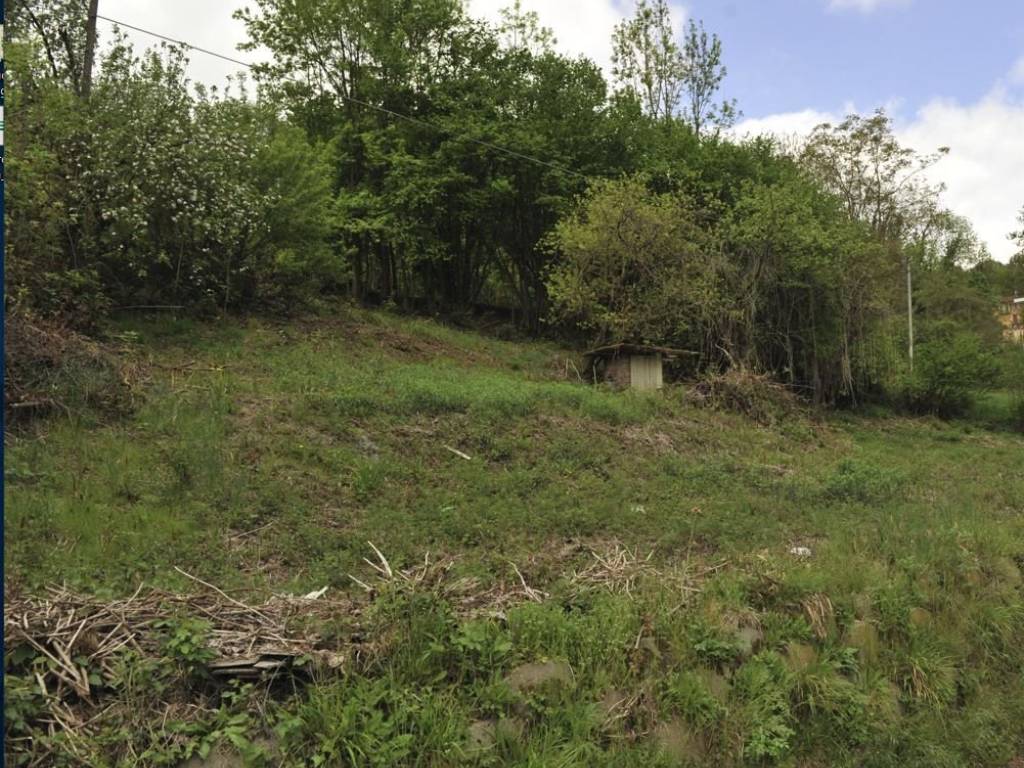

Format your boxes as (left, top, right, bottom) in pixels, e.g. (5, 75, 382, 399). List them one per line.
(583, 343, 692, 392)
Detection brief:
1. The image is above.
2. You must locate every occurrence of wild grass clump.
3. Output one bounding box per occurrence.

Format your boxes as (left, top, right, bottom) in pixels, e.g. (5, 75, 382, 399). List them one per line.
(822, 459, 907, 503)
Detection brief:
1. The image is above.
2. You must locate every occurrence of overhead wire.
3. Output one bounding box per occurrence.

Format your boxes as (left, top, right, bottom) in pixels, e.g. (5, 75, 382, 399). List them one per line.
(95, 13, 587, 179)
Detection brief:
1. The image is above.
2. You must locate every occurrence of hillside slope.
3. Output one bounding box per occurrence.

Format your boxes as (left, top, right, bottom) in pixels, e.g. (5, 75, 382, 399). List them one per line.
(5, 307, 1024, 767)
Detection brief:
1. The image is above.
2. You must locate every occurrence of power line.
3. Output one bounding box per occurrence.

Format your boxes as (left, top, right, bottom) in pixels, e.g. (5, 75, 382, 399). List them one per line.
(95, 13, 587, 180)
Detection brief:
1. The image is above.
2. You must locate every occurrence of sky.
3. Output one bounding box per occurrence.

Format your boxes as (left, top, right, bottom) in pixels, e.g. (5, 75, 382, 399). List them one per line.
(98, 0, 1024, 261)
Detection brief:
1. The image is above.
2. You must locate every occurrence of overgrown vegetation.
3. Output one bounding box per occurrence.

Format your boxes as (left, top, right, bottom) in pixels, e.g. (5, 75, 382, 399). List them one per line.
(6, 0, 1024, 764)
(8, 0, 1023, 414)
(5, 309, 1024, 766)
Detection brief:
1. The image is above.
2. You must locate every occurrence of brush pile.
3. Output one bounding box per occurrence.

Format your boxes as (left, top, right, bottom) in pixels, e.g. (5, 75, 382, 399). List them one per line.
(5, 542, 714, 765)
(4, 309, 147, 426)
(3, 578, 357, 765)
(688, 367, 804, 425)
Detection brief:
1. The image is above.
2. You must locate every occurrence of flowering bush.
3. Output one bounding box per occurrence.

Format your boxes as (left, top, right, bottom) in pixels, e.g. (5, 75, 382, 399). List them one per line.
(6, 36, 340, 323)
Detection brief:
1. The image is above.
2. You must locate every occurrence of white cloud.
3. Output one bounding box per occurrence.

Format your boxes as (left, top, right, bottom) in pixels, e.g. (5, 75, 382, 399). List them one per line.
(99, 0, 662, 88)
(466, 0, 684, 77)
(899, 91, 1024, 263)
(828, 0, 911, 12)
(732, 108, 838, 140)
(734, 85, 1024, 263)
(98, 0, 260, 88)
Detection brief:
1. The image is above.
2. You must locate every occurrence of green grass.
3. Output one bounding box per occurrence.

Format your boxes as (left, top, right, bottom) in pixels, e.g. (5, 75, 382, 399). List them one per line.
(5, 305, 1024, 766)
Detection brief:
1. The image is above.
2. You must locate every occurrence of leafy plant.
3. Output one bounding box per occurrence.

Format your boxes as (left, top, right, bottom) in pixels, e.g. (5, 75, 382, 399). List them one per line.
(156, 617, 216, 676)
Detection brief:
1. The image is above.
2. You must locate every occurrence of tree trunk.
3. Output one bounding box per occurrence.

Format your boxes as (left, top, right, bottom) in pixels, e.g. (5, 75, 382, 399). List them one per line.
(82, 0, 100, 99)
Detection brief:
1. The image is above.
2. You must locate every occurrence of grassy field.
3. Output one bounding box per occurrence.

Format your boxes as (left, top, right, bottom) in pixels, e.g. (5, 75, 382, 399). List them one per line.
(5, 306, 1024, 767)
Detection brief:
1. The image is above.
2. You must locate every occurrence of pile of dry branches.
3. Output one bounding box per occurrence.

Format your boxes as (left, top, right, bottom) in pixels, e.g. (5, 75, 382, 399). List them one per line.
(688, 367, 805, 425)
(4, 309, 148, 425)
(5, 541, 715, 765)
(3, 572, 361, 763)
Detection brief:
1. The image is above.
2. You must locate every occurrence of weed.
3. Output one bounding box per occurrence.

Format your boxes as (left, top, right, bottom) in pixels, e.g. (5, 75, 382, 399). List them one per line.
(5, 309, 1024, 767)
(823, 458, 906, 503)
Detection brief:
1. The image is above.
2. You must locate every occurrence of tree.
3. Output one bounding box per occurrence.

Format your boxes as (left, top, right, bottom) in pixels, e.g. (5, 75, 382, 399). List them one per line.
(81, 0, 99, 98)
(498, 0, 555, 54)
(546, 177, 724, 345)
(679, 19, 738, 137)
(801, 111, 947, 242)
(5, 23, 338, 320)
(1012, 206, 1024, 260)
(801, 110, 949, 371)
(8, 0, 91, 92)
(611, 0, 686, 122)
(723, 171, 893, 402)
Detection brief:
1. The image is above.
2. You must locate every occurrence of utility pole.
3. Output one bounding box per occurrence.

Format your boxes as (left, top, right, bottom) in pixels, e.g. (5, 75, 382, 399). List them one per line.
(905, 253, 914, 373)
(81, 0, 99, 98)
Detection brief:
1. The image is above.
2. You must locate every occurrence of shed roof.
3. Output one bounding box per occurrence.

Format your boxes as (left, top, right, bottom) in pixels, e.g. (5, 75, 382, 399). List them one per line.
(584, 342, 697, 359)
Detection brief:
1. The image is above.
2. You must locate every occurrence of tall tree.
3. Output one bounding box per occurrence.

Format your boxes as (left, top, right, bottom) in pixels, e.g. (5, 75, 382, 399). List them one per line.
(801, 111, 948, 370)
(498, 0, 555, 54)
(9, 0, 90, 93)
(679, 19, 738, 137)
(611, 0, 685, 122)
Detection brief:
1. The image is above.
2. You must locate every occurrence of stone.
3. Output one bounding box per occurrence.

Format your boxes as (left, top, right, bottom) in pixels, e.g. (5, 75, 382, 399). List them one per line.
(180, 748, 244, 768)
(466, 720, 495, 752)
(494, 717, 526, 744)
(785, 642, 818, 672)
(908, 607, 932, 628)
(505, 660, 572, 693)
(651, 719, 705, 762)
(847, 620, 880, 664)
(852, 592, 874, 619)
(735, 625, 763, 658)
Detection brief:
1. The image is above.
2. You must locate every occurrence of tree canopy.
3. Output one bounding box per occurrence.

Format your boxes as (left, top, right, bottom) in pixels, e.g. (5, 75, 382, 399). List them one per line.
(6, 0, 1018, 413)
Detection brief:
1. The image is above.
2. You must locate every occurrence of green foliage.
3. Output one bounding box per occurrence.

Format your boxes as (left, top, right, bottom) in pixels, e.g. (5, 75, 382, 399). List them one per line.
(658, 671, 724, 726)
(547, 176, 724, 346)
(823, 459, 906, 503)
(275, 678, 463, 767)
(6, 34, 338, 323)
(733, 653, 795, 762)
(156, 617, 217, 676)
(9, 2, 1007, 417)
(689, 622, 743, 668)
(5, 310, 1024, 766)
(998, 348, 1024, 430)
(898, 330, 999, 417)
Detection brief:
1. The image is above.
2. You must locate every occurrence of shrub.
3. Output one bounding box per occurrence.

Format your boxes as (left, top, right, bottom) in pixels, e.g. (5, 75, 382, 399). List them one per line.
(823, 459, 906, 504)
(6, 38, 340, 323)
(999, 348, 1024, 431)
(897, 331, 998, 418)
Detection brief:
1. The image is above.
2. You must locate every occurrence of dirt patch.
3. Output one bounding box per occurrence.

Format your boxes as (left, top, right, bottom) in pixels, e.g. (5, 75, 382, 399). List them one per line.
(622, 424, 677, 453)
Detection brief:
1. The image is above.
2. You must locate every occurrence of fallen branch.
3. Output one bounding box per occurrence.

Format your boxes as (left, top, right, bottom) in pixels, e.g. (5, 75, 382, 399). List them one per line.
(443, 445, 472, 460)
